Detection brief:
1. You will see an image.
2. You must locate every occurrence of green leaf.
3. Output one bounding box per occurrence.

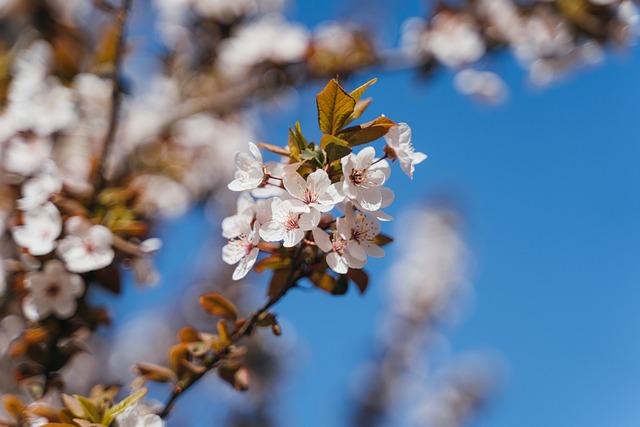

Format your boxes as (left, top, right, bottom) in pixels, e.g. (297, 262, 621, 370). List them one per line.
(288, 122, 308, 161)
(300, 143, 326, 168)
(316, 79, 356, 135)
(338, 116, 397, 147)
(199, 293, 238, 321)
(74, 396, 101, 423)
(349, 78, 377, 102)
(101, 388, 147, 426)
(321, 134, 352, 164)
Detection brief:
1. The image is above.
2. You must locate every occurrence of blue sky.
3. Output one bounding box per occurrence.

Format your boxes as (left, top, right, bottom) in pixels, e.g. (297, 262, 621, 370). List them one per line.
(112, 1, 640, 426)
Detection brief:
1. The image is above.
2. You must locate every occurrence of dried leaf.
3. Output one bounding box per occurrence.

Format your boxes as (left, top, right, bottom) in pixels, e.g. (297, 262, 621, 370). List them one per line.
(372, 233, 393, 246)
(349, 78, 377, 102)
(254, 255, 291, 273)
(348, 268, 369, 294)
(217, 320, 231, 346)
(199, 293, 238, 321)
(316, 79, 356, 135)
(177, 327, 200, 343)
(257, 142, 290, 157)
(267, 268, 291, 299)
(74, 396, 100, 423)
(338, 116, 397, 147)
(133, 363, 177, 384)
(218, 364, 249, 391)
(3, 395, 25, 419)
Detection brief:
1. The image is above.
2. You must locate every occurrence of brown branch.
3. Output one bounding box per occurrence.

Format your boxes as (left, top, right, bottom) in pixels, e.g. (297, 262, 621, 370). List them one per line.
(90, 0, 133, 206)
(158, 244, 306, 419)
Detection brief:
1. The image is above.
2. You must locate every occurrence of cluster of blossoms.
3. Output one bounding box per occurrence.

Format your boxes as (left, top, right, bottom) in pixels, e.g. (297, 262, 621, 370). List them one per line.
(401, 0, 639, 100)
(222, 79, 426, 286)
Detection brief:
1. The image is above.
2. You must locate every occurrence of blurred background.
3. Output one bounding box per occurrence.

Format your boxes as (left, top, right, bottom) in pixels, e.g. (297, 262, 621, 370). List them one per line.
(1, 0, 639, 426)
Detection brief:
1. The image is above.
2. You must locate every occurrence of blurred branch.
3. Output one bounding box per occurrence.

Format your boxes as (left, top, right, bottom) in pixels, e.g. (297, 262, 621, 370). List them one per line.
(90, 0, 133, 205)
(158, 244, 306, 419)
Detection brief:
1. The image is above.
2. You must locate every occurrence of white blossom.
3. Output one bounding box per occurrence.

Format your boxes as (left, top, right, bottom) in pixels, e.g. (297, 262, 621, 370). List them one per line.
(283, 169, 343, 213)
(131, 175, 191, 218)
(12, 202, 62, 256)
(259, 197, 320, 247)
(312, 227, 365, 274)
(337, 205, 384, 262)
(17, 161, 63, 210)
(228, 142, 267, 191)
(57, 217, 114, 273)
(22, 260, 84, 321)
(223, 221, 260, 280)
(0, 315, 23, 355)
(116, 403, 165, 427)
(341, 147, 391, 212)
(3, 132, 53, 176)
(131, 238, 163, 287)
(384, 123, 427, 179)
(423, 12, 486, 68)
(222, 192, 257, 239)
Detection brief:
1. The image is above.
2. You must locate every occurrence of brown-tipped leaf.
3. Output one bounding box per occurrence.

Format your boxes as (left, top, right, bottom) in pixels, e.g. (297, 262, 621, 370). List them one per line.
(338, 116, 397, 147)
(316, 79, 356, 135)
(349, 78, 377, 102)
(254, 255, 291, 273)
(347, 268, 369, 294)
(257, 142, 290, 157)
(372, 233, 393, 246)
(199, 293, 238, 321)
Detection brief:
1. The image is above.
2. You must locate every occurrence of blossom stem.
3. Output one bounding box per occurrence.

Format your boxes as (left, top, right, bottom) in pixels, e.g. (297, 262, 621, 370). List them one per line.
(372, 153, 389, 165)
(90, 0, 133, 207)
(158, 244, 307, 419)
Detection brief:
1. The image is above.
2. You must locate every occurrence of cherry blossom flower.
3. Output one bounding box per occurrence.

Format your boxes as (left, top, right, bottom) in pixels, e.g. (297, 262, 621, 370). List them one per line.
(12, 202, 62, 256)
(115, 403, 165, 427)
(57, 217, 114, 273)
(17, 161, 63, 211)
(423, 12, 486, 68)
(351, 187, 395, 221)
(223, 221, 261, 280)
(228, 142, 267, 192)
(3, 132, 53, 176)
(22, 260, 84, 321)
(222, 192, 257, 239)
(338, 205, 385, 262)
(131, 238, 163, 287)
(283, 169, 344, 213)
(312, 228, 365, 274)
(259, 197, 320, 247)
(383, 123, 427, 179)
(341, 147, 391, 212)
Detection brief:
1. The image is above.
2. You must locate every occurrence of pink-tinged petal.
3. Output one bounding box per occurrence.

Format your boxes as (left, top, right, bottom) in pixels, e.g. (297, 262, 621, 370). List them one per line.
(228, 178, 249, 191)
(248, 142, 263, 163)
(88, 225, 113, 246)
(326, 252, 348, 274)
(235, 152, 258, 173)
(318, 184, 344, 207)
(54, 297, 76, 319)
(22, 296, 41, 321)
(413, 151, 427, 164)
(341, 179, 359, 200)
(347, 240, 366, 261)
(250, 222, 261, 245)
(396, 123, 412, 146)
(69, 274, 84, 297)
(356, 187, 382, 212)
(344, 252, 366, 269)
(312, 228, 333, 252)
(398, 156, 415, 178)
(384, 125, 400, 148)
(380, 187, 395, 208)
(259, 221, 285, 242)
(306, 169, 331, 195)
(283, 229, 304, 247)
(64, 215, 89, 235)
(370, 159, 391, 181)
(287, 198, 311, 213)
(283, 171, 307, 200)
(233, 247, 259, 280)
(364, 242, 385, 258)
(355, 147, 375, 169)
(222, 242, 246, 264)
(236, 192, 255, 214)
(299, 208, 320, 230)
(365, 168, 387, 187)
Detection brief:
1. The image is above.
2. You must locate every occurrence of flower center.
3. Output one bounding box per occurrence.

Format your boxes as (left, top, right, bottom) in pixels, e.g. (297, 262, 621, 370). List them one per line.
(284, 213, 300, 231)
(46, 282, 61, 297)
(302, 188, 318, 205)
(349, 169, 365, 186)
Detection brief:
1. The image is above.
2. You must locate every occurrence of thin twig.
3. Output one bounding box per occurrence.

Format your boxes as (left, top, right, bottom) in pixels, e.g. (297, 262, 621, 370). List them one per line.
(90, 0, 133, 206)
(159, 244, 306, 419)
